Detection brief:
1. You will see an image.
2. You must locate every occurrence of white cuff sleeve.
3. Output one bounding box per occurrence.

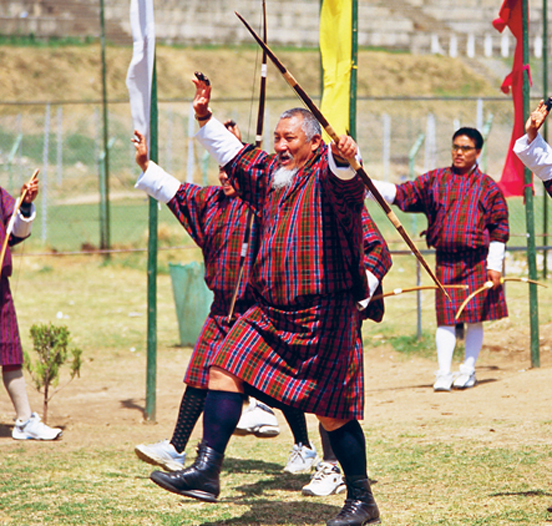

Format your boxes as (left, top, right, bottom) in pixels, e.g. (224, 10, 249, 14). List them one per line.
(11, 200, 36, 238)
(327, 148, 361, 180)
(513, 133, 552, 182)
(135, 161, 182, 203)
(487, 241, 505, 272)
(366, 180, 397, 204)
(357, 270, 380, 310)
(195, 117, 244, 167)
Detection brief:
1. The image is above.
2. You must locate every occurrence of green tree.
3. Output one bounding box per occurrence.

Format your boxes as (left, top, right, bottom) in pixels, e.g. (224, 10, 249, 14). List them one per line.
(24, 323, 82, 424)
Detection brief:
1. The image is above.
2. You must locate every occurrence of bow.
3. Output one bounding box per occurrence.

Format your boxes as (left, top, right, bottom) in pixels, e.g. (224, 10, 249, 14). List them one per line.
(235, 11, 450, 301)
(370, 284, 468, 302)
(227, 1, 268, 323)
(0, 169, 39, 273)
(454, 277, 547, 321)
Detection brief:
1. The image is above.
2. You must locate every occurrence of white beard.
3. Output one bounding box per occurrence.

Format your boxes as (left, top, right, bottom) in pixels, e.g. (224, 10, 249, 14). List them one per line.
(271, 166, 298, 190)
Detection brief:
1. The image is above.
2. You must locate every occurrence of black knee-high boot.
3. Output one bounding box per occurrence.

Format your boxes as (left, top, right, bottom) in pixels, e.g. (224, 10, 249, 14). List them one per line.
(150, 441, 224, 502)
(326, 475, 380, 526)
(326, 421, 380, 526)
(150, 390, 243, 502)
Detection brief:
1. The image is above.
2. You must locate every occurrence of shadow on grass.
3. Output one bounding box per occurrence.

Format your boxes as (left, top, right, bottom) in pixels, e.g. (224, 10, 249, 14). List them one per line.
(197, 498, 341, 526)
(223, 457, 288, 477)
(491, 489, 552, 498)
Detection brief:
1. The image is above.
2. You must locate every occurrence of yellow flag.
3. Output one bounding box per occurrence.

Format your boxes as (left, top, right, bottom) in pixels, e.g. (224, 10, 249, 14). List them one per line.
(319, 0, 352, 141)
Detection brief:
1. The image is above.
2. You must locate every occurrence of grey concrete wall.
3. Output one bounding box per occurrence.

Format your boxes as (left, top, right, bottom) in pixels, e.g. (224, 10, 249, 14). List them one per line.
(0, 0, 549, 56)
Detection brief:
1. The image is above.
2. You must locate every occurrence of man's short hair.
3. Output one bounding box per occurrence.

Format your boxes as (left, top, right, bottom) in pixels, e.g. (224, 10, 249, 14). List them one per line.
(453, 127, 484, 150)
(279, 108, 322, 142)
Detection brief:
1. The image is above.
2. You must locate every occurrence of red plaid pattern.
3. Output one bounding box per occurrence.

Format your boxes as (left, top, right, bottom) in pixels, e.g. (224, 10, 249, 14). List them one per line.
(361, 207, 392, 322)
(212, 143, 378, 419)
(167, 184, 258, 388)
(394, 166, 509, 325)
(1, 188, 24, 366)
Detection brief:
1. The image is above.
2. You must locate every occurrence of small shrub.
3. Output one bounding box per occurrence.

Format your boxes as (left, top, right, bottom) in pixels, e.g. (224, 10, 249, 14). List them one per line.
(23, 323, 82, 424)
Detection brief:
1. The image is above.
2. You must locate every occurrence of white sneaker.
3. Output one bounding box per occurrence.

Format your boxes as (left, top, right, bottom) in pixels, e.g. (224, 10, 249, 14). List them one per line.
(302, 461, 347, 496)
(234, 397, 280, 437)
(134, 439, 186, 471)
(433, 372, 453, 392)
(283, 442, 319, 474)
(453, 364, 477, 389)
(12, 412, 62, 440)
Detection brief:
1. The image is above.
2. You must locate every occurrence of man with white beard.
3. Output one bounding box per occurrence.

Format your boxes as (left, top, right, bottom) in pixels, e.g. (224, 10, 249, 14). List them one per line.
(149, 74, 387, 526)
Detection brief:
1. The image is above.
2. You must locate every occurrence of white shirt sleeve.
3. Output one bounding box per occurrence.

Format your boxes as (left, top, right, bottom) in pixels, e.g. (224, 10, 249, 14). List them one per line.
(135, 161, 182, 203)
(357, 270, 381, 310)
(486, 241, 505, 272)
(513, 133, 552, 182)
(195, 117, 244, 167)
(366, 180, 397, 204)
(11, 200, 36, 238)
(327, 148, 362, 180)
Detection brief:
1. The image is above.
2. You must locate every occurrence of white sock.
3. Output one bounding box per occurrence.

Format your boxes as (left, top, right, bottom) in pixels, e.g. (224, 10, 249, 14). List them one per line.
(435, 325, 456, 375)
(2, 367, 32, 422)
(463, 323, 484, 371)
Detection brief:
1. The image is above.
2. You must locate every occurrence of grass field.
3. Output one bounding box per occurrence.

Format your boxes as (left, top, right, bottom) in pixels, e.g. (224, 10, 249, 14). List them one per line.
(0, 253, 552, 525)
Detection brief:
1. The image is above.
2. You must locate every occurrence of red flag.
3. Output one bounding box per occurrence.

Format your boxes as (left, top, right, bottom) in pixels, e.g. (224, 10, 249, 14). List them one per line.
(493, 0, 530, 197)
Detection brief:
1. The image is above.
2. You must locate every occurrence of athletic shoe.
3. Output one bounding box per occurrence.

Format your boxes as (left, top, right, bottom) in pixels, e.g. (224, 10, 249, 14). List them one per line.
(135, 439, 186, 472)
(234, 397, 280, 437)
(12, 412, 62, 440)
(433, 372, 453, 392)
(283, 442, 319, 474)
(302, 461, 346, 496)
(453, 364, 477, 389)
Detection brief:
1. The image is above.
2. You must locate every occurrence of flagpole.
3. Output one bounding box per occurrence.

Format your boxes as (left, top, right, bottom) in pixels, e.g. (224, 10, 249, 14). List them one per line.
(99, 0, 111, 256)
(349, 0, 358, 140)
(543, 0, 549, 279)
(146, 57, 158, 421)
(522, 0, 540, 367)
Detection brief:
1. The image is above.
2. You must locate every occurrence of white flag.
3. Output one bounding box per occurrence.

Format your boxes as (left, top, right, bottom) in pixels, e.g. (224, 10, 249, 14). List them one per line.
(126, 0, 155, 148)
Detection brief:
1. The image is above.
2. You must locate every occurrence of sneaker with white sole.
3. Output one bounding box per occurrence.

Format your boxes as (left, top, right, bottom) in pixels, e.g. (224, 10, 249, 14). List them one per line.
(234, 397, 280, 437)
(302, 461, 346, 496)
(283, 442, 319, 474)
(134, 439, 186, 472)
(12, 412, 62, 440)
(453, 365, 477, 389)
(433, 372, 453, 392)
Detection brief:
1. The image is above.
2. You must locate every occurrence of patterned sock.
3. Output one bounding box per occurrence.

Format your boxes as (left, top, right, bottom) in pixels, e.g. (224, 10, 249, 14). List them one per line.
(327, 420, 367, 479)
(202, 390, 244, 454)
(170, 386, 207, 453)
(319, 422, 337, 462)
(281, 406, 310, 448)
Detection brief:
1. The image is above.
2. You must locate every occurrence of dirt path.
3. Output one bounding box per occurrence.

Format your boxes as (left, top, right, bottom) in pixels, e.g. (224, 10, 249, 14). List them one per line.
(2, 329, 551, 451)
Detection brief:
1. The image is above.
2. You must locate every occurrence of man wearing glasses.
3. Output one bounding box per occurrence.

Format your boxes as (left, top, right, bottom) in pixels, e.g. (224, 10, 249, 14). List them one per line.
(368, 127, 509, 392)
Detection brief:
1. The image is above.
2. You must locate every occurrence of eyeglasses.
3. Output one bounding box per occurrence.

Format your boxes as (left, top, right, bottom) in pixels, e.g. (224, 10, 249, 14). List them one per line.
(452, 144, 476, 153)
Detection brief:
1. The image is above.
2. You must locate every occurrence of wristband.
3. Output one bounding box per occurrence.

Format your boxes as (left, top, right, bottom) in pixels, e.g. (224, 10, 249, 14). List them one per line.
(195, 109, 212, 122)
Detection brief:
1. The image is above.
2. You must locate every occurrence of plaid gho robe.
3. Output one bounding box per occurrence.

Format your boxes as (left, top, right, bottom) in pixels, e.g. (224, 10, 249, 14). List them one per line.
(360, 207, 392, 323)
(167, 183, 258, 389)
(394, 165, 509, 326)
(211, 143, 383, 419)
(0, 187, 28, 366)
